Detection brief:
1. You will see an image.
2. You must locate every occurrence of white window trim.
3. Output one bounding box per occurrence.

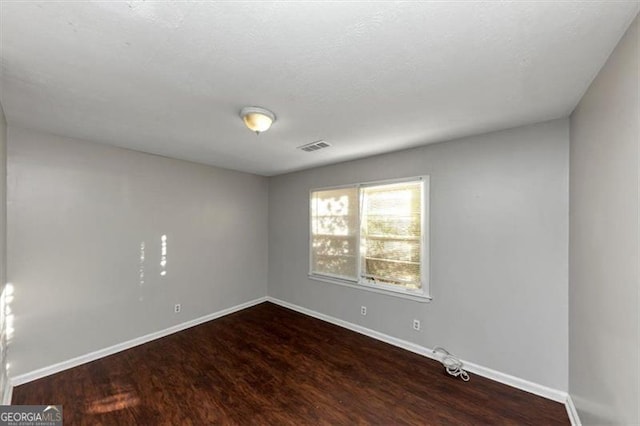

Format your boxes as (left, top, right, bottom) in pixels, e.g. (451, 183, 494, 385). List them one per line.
(309, 175, 431, 302)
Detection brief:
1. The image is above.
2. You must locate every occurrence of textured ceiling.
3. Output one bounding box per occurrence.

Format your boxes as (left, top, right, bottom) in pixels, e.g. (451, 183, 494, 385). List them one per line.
(0, 1, 638, 176)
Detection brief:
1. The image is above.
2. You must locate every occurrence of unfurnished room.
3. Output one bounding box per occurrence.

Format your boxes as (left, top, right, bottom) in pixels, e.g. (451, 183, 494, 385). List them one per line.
(0, 1, 638, 425)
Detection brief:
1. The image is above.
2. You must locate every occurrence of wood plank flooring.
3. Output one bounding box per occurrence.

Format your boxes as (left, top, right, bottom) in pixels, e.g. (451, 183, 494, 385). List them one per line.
(13, 302, 569, 425)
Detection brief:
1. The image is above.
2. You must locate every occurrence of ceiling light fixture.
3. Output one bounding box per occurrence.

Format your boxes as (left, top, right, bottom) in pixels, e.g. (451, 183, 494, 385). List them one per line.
(240, 106, 276, 134)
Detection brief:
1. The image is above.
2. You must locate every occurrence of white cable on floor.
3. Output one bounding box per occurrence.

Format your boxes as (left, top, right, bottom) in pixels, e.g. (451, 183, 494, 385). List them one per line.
(433, 346, 470, 382)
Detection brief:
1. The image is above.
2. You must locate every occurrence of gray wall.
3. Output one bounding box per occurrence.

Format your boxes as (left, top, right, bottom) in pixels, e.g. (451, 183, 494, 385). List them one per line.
(0, 103, 8, 401)
(569, 14, 639, 426)
(269, 119, 569, 391)
(7, 126, 269, 378)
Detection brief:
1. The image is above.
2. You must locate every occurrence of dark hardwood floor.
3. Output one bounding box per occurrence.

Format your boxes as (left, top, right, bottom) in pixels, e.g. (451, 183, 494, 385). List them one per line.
(13, 302, 569, 425)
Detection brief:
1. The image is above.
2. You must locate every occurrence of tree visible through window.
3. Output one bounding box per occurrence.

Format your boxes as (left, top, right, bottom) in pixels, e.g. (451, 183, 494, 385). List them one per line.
(310, 187, 359, 280)
(310, 177, 428, 296)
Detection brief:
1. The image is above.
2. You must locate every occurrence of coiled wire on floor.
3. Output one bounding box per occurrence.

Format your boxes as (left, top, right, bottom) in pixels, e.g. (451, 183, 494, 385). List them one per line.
(433, 346, 470, 382)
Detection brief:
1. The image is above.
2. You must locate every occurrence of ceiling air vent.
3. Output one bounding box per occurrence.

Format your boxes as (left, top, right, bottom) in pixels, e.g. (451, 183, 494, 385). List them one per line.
(297, 140, 331, 152)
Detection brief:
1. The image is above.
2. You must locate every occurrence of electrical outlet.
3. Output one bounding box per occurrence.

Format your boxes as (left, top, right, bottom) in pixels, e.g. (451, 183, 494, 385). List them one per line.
(413, 319, 421, 331)
(360, 306, 367, 316)
(174, 304, 181, 313)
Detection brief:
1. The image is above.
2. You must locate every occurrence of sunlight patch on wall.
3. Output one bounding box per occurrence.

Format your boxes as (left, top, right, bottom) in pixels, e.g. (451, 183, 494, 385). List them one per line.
(160, 234, 167, 277)
(1, 283, 15, 343)
(138, 242, 145, 302)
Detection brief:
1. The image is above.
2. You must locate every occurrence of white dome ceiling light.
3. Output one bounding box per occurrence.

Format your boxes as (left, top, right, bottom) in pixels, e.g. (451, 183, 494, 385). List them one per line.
(240, 106, 276, 134)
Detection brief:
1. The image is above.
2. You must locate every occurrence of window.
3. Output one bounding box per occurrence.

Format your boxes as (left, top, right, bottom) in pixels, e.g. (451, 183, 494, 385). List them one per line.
(310, 177, 429, 299)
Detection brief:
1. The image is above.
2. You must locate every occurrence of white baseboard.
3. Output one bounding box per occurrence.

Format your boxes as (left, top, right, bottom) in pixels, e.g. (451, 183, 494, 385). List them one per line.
(566, 394, 582, 426)
(11, 296, 268, 387)
(267, 296, 568, 404)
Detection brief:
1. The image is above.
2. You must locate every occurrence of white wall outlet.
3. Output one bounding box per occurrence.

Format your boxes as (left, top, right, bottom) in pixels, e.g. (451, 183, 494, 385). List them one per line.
(413, 319, 421, 331)
(360, 306, 367, 316)
(174, 303, 181, 313)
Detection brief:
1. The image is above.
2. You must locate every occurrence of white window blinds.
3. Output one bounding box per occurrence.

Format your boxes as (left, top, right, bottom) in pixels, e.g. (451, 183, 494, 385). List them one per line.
(360, 181, 422, 289)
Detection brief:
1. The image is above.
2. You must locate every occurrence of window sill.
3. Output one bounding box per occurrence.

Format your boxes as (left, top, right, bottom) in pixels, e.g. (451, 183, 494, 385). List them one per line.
(308, 274, 432, 303)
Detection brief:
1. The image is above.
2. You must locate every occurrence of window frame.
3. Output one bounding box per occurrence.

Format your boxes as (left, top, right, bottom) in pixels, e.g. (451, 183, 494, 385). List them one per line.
(308, 176, 431, 302)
